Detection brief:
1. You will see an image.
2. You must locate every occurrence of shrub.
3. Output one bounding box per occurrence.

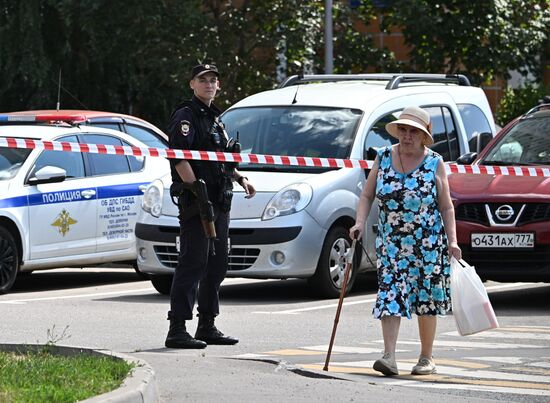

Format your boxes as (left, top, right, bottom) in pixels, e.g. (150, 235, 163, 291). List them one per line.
(495, 83, 550, 127)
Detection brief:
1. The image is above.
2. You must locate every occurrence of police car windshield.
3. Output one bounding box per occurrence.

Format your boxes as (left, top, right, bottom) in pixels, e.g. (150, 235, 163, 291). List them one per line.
(221, 106, 362, 173)
(482, 117, 550, 166)
(0, 147, 32, 180)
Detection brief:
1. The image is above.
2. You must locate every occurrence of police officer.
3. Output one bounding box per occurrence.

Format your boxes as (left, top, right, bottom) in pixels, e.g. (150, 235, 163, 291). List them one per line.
(165, 63, 256, 349)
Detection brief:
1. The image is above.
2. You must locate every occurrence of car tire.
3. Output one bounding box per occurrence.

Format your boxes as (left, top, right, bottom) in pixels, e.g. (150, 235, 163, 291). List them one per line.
(132, 262, 151, 280)
(150, 275, 173, 295)
(308, 225, 357, 298)
(0, 226, 19, 294)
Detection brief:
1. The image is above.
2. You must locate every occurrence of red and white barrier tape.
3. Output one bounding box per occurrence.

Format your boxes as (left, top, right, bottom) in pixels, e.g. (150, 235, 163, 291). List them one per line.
(1, 137, 548, 177)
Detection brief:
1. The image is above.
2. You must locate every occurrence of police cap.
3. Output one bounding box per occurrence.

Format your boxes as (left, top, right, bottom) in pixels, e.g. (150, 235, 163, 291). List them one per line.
(191, 63, 220, 80)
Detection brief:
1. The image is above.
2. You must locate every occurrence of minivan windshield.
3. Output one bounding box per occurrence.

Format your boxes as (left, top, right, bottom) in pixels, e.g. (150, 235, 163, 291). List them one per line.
(221, 106, 362, 173)
(482, 115, 550, 166)
(0, 146, 32, 181)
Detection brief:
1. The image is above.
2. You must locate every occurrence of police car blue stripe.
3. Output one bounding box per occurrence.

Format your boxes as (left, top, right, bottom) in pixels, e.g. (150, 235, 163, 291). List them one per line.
(0, 182, 149, 208)
(97, 183, 147, 199)
(0, 195, 29, 208)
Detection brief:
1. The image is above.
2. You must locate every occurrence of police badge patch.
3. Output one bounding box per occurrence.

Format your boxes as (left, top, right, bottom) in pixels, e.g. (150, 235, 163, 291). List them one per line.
(180, 120, 190, 136)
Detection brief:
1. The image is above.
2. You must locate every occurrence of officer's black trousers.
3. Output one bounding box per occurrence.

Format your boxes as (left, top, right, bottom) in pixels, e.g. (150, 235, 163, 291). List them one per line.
(170, 209, 229, 320)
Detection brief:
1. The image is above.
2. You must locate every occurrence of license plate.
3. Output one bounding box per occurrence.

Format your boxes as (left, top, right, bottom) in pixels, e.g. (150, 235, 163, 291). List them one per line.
(471, 233, 534, 248)
(176, 236, 180, 252)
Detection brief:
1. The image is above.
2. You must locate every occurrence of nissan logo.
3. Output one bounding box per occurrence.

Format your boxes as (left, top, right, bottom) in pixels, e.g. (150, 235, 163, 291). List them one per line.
(495, 205, 514, 221)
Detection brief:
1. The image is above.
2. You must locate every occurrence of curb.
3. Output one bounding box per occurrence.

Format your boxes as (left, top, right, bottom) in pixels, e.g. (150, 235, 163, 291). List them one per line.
(0, 344, 158, 403)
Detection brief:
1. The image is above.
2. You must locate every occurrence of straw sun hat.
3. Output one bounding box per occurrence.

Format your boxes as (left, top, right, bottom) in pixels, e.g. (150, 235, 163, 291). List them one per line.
(385, 106, 434, 145)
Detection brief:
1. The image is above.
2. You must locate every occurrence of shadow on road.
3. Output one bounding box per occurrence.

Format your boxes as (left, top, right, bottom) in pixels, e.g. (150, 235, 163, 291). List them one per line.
(489, 283, 550, 317)
(9, 268, 143, 294)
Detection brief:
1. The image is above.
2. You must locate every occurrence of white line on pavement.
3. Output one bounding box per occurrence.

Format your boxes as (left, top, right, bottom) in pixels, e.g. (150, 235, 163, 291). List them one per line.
(252, 282, 535, 315)
(0, 287, 154, 304)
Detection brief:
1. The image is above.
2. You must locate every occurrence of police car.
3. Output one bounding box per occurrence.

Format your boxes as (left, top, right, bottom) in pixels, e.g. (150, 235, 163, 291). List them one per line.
(0, 113, 169, 293)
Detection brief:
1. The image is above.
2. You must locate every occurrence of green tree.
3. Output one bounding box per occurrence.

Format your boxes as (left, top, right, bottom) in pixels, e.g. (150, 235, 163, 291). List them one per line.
(381, 0, 550, 85)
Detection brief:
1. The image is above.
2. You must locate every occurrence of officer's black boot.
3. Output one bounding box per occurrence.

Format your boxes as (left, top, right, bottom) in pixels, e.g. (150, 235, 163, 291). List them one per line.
(165, 312, 207, 349)
(194, 314, 239, 345)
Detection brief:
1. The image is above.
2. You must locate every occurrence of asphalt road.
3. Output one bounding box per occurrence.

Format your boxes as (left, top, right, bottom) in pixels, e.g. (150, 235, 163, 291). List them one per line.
(2, 268, 550, 402)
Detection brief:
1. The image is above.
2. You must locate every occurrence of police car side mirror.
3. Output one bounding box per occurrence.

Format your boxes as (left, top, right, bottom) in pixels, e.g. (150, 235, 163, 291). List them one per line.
(28, 166, 67, 185)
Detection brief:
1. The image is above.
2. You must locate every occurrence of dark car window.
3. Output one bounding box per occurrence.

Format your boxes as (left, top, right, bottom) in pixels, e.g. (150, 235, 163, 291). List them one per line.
(425, 106, 450, 160)
(222, 106, 360, 173)
(29, 135, 85, 179)
(443, 107, 460, 160)
(482, 115, 550, 165)
(364, 112, 398, 156)
(365, 107, 457, 162)
(457, 104, 493, 141)
(125, 124, 168, 149)
(0, 147, 32, 181)
(81, 134, 134, 175)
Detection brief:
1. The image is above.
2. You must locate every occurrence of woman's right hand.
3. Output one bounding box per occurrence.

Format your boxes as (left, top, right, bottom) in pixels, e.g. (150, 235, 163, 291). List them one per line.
(349, 224, 363, 240)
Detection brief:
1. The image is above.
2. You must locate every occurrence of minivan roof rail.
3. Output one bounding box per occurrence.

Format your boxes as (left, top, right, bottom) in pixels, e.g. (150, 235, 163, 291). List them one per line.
(278, 73, 471, 89)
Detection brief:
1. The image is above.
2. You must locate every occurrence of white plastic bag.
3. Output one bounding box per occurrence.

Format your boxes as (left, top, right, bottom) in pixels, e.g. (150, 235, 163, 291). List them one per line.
(450, 257, 499, 336)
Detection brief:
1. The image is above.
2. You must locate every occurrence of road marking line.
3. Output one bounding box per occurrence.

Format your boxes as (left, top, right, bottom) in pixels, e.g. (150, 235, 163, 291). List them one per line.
(468, 356, 524, 364)
(0, 287, 154, 304)
(301, 363, 550, 392)
(400, 358, 490, 369)
(314, 360, 550, 384)
(385, 339, 547, 350)
(443, 330, 550, 340)
(262, 349, 327, 356)
(251, 283, 536, 315)
(501, 366, 550, 376)
(252, 298, 377, 314)
(301, 345, 409, 354)
(497, 326, 550, 333)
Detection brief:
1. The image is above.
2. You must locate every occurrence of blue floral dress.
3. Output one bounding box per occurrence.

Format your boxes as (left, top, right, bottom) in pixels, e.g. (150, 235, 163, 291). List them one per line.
(373, 146, 451, 319)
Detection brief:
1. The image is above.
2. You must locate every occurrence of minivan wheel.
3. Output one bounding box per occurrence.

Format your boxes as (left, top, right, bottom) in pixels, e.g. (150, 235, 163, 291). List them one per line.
(150, 275, 173, 295)
(0, 226, 19, 294)
(308, 226, 357, 298)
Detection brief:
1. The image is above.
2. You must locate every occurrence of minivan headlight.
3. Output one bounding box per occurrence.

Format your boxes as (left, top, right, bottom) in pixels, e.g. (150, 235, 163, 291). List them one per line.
(262, 183, 313, 220)
(142, 179, 164, 217)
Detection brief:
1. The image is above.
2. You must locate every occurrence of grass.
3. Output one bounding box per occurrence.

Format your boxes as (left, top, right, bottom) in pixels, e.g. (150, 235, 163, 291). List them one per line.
(0, 349, 134, 403)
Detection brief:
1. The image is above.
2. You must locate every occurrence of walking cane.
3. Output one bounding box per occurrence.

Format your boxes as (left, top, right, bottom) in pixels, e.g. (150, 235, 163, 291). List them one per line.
(323, 231, 358, 371)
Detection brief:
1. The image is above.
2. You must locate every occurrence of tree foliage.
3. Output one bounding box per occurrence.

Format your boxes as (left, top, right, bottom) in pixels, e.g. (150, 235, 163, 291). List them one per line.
(381, 0, 550, 85)
(0, 1, 548, 129)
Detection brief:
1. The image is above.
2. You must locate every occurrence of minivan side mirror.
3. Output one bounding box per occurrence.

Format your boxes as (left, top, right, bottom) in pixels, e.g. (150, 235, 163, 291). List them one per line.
(28, 166, 67, 185)
(456, 152, 477, 165)
(468, 132, 493, 154)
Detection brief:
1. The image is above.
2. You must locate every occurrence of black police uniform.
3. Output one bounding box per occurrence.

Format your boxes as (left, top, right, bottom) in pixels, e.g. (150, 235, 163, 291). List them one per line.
(166, 94, 237, 348)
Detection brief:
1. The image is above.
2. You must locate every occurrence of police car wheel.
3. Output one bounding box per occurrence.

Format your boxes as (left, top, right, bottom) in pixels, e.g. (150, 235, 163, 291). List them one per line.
(308, 225, 357, 298)
(0, 226, 19, 294)
(150, 274, 173, 295)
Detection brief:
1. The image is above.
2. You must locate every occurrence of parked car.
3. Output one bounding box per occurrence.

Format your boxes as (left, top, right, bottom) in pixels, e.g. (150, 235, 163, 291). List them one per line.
(0, 113, 169, 293)
(135, 73, 497, 297)
(451, 104, 550, 281)
(8, 109, 168, 149)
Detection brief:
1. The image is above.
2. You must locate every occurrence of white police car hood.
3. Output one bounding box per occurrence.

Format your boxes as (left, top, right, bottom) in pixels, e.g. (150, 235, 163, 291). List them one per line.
(0, 181, 11, 197)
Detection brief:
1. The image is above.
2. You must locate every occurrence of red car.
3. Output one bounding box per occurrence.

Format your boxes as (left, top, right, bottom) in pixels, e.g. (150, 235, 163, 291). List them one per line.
(449, 105, 550, 281)
(8, 109, 167, 149)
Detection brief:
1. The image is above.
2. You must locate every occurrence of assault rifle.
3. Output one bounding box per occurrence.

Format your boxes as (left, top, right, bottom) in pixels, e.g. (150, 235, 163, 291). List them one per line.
(169, 179, 217, 256)
(193, 179, 217, 256)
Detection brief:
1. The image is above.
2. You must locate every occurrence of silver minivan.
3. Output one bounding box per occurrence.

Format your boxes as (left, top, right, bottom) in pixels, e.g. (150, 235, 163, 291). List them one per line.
(136, 74, 496, 297)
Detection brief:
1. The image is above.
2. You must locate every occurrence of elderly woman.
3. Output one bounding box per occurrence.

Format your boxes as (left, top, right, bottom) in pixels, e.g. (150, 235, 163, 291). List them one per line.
(350, 106, 461, 376)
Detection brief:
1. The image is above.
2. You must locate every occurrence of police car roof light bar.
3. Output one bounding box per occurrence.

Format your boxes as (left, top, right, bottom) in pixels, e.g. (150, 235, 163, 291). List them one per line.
(0, 114, 86, 124)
